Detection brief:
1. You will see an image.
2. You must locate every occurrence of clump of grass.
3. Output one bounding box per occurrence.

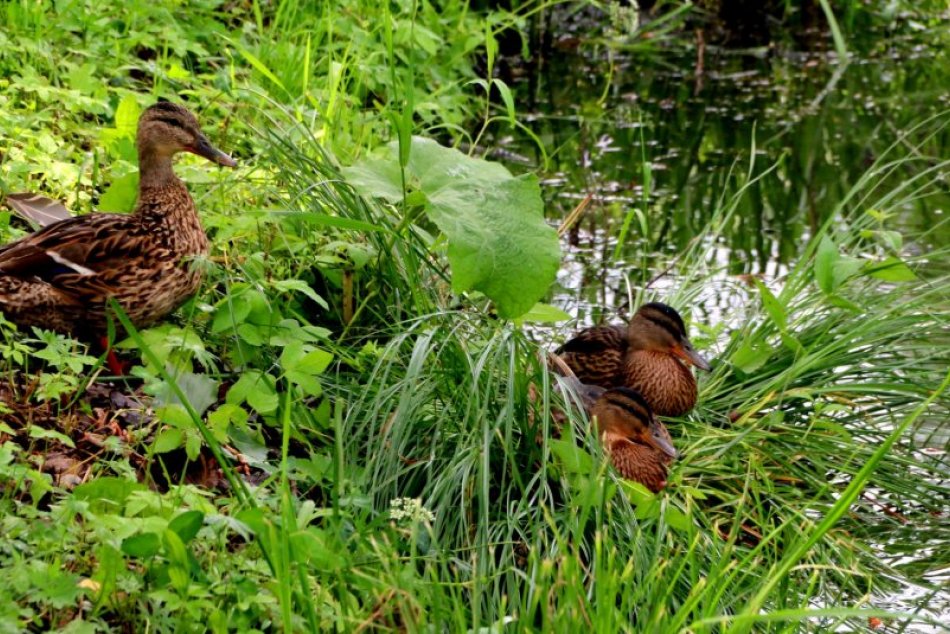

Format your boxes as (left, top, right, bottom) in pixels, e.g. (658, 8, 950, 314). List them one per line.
(321, 113, 950, 630)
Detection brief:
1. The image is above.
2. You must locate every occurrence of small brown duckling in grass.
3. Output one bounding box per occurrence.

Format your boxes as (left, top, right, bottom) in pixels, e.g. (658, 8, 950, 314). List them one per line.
(548, 354, 678, 493)
(587, 386, 677, 492)
(557, 302, 710, 417)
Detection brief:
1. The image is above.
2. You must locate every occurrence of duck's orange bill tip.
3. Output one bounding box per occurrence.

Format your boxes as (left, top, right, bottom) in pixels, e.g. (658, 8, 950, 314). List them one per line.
(675, 343, 711, 371)
(213, 152, 238, 168)
(688, 349, 711, 371)
(200, 148, 237, 168)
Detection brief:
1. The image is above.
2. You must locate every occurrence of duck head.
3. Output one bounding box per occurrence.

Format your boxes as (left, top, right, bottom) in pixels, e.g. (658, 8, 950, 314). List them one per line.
(137, 101, 237, 168)
(627, 302, 711, 371)
(589, 386, 678, 460)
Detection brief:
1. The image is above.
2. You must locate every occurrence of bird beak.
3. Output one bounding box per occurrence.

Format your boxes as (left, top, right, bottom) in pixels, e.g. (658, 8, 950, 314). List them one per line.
(189, 134, 237, 167)
(648, 421, 678, 459)
(675, 341, 711, 371)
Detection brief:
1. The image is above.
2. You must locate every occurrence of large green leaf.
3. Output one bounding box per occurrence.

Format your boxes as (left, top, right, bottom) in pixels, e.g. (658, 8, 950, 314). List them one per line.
(343, 137, 560, 318)
(168, 510, 205, 544)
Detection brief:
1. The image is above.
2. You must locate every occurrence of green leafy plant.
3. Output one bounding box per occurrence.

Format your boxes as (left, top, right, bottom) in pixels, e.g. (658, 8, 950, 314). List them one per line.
(0, 0, 947, 631)
(344, 136, 560, 318)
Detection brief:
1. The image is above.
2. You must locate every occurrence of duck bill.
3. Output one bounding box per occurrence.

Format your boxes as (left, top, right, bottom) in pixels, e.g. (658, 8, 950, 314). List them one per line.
(675, 342, 711, 371)
(648, 422, 678, 459)
(189, 135, 237, 167)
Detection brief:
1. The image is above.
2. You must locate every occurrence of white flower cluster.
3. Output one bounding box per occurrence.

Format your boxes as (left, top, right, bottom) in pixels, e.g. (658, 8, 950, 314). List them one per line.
(388, 497, 435, 525)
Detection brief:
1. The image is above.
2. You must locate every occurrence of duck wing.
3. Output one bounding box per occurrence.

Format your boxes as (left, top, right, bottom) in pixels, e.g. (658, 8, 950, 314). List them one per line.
(556, 324, 627, 387)
(0, 214, 137, 294)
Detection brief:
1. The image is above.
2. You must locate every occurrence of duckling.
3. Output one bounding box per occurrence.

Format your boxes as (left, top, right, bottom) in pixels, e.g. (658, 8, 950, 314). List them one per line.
(557, 302, 710, 417)
(547, 353, 677, 492)
(0, 102, 235, 353)
(588, 386, 677, 492)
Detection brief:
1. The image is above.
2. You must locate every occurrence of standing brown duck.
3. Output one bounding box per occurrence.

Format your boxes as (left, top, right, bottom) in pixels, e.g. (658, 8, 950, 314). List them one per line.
(557, 302, 710, 417)
(0, 102, 235, 357)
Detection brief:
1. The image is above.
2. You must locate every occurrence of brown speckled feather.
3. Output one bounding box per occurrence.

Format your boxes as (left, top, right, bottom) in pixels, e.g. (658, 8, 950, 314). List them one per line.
(603, 432, 672, 493)
(0, 183, 207, 337)
(589, 387, 676, 492)
(558, 306, 703, 417)
(623, 350, 697, 417)
(556, 324, 627, 387)
(0, 102, 232, 339)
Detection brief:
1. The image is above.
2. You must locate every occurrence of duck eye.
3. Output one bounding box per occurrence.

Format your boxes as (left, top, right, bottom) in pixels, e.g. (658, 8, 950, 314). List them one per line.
(155, 116, 183, 129)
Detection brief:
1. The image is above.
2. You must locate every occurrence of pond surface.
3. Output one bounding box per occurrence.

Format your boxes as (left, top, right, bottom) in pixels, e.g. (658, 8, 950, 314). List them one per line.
(491, 7, 948, 324)
(490, 6, 949, 631)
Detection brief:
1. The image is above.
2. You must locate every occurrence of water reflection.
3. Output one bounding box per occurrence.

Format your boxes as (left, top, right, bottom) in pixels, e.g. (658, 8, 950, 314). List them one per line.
(495, 13, 949, 287)
(500, 6, 949, 389)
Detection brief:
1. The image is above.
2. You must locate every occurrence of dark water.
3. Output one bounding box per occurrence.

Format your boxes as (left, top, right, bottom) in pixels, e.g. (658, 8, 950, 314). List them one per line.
(490, 6, 949, 630)
(490, 7, 949, 325)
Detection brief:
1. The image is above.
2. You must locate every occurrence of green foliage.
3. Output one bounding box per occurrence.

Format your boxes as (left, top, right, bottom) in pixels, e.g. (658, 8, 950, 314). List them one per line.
(336, 129, 949, 629)
(344, 136, 561, 318)
(0, 0, 947, 631)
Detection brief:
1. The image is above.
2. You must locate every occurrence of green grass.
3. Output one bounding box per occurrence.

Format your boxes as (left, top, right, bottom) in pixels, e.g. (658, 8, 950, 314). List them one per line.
(320, 114, 950, 630)
(0, 1, 948, 632)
